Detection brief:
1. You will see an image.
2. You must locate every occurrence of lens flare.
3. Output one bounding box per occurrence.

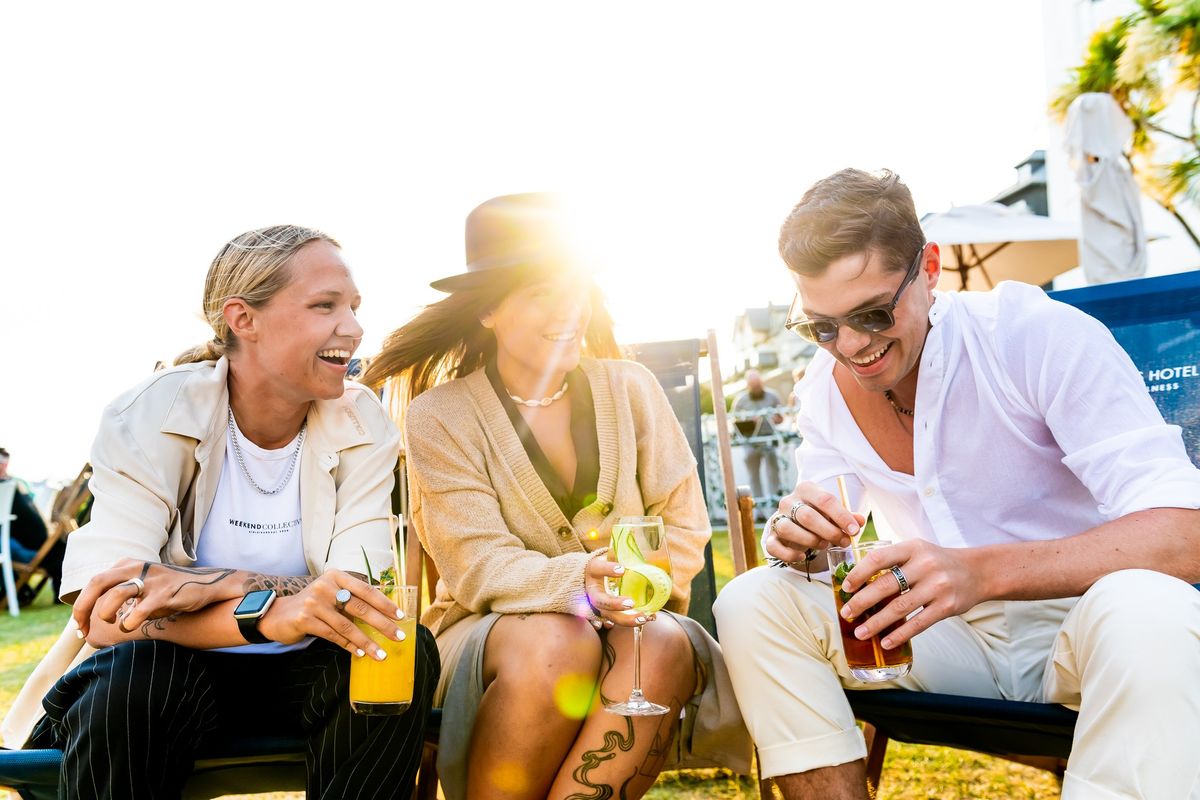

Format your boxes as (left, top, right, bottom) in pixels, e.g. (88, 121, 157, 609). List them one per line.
(553, 671, 597, 719)
(489, 762, 529, 794)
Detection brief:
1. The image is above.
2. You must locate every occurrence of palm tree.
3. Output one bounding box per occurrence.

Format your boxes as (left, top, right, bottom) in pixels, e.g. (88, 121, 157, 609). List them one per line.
(1052, 0, 1200, 249)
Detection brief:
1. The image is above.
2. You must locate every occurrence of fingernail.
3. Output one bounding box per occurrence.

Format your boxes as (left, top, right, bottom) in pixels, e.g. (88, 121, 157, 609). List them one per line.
(635, 616, 647, 624)
(395, 630, 406, 641)
(75, 630, 85, 640)
(375, 648, 388, 660)
(855, 626, 868, 640)
(848, 523, 860, 534)
(355, 648, 365, 657)
(840, 606, 852, 620)
(882, 638, 893, 649)
(613, 565, 625, 574)
(395, 609, 405, 619)
(622, 599, 634, 608)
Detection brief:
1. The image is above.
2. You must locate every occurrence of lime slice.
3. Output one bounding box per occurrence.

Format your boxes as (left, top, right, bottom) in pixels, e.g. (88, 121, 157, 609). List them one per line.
(621, 562, 673, 613)
(857, 511, 879, 543)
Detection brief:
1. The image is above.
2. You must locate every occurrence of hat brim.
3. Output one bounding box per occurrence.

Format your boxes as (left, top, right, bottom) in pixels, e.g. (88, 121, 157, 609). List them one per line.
(429, 260, 590, 293)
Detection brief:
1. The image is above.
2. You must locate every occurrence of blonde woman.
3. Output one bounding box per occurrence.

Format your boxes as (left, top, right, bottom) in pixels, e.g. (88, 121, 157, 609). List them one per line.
(4, 226, 438, 800)
(363, 194, 749, 800)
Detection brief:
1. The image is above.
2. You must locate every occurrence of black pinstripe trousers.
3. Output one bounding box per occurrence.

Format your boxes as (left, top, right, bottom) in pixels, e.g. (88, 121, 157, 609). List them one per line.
(27, 629, 439, 800)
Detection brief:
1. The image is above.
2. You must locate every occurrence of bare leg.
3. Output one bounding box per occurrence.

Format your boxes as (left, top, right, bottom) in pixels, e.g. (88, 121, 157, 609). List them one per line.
(547, 614, 697, 799)
(770, 761, 869, 800)
(467, 614, 603, 800)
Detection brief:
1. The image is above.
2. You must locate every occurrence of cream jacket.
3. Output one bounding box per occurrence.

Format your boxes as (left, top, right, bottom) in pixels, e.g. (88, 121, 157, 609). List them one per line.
(2, 357, 401, 746)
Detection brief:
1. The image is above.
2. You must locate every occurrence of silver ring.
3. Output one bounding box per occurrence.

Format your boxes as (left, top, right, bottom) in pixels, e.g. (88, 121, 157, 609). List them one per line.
(334, 588, 352, 611)
(890, 565, 911, 595)
(121, 578, 145, 597)
(768, 513, 785, 535)
(788, 501, 808, 525)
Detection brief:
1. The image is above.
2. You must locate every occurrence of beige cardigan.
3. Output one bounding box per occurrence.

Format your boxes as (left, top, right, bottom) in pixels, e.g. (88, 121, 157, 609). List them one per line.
(2, 357, 401, 747)
(406, 358, 711, 636)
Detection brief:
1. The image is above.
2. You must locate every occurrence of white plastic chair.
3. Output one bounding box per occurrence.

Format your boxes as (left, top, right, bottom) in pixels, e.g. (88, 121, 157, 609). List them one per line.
(0, 480, 19, 616)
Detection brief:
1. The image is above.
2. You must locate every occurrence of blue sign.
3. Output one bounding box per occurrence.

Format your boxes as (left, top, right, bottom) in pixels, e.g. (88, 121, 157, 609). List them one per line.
(1051, 271, 1200, 465)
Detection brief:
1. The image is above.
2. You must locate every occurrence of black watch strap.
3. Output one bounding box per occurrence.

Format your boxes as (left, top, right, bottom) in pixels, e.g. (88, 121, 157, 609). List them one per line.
(237, 614, 272, 644)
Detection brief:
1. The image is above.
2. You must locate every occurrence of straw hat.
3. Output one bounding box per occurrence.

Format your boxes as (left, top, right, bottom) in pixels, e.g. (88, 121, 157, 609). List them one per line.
(430, 192, 588, 292)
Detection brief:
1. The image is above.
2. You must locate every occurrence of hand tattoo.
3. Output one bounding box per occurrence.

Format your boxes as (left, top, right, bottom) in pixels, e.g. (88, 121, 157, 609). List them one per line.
(159, 566, 237, 599)
(139, 613, 181, 639)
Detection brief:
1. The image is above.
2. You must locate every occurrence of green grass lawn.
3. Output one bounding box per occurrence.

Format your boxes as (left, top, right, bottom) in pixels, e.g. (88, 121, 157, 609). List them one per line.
(1, 535, 1061, 799)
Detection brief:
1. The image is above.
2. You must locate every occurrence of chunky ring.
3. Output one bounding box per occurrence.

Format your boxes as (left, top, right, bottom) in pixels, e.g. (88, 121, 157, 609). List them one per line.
(334, 588, 352, 611)
(768, 513, 785, 536)
(890, 565, 911, 595)
(121, 577, 145, 597)
(788, 501, 808, 525)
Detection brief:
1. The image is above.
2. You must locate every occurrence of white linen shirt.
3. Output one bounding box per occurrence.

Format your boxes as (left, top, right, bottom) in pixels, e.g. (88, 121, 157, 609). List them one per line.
(792, 281, 1200, 548)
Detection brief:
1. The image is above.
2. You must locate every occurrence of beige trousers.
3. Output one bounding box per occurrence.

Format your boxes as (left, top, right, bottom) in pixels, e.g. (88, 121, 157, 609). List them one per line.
(713, 566, 1200, 799)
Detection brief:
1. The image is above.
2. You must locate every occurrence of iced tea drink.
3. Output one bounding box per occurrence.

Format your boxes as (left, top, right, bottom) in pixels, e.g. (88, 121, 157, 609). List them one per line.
(828, 541, 913, 682)
(349, 584, 418, 714)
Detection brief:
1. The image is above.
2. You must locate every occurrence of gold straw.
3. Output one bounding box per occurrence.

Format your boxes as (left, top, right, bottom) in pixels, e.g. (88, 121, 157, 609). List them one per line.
(835, 474, 852, 512)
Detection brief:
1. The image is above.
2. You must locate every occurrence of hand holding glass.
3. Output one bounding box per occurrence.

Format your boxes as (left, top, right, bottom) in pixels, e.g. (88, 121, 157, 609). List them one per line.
(828, 541, 913, 682)
(604, 516, 674, 716)
(349, 583, 418, 714)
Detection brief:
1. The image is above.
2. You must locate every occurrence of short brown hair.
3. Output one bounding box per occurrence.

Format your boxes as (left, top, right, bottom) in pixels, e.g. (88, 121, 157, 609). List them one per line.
(778, 168, 925, 277)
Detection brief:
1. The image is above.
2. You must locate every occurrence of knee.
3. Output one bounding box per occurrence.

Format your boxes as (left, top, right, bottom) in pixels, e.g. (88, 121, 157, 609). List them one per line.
(714, 567, 799, 637)
(491, 613, 602, 680)
(1076, 569, 1200, 664)
(69, 641, 205, 726)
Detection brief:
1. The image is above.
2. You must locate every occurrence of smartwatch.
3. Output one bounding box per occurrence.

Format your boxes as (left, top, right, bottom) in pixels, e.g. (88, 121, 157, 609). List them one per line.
(233, 589, 277, 644)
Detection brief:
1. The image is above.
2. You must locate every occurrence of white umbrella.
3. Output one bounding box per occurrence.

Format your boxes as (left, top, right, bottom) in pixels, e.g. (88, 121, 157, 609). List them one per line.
(921, 203, 1080, 292)
(1064, 92, 1148, 285)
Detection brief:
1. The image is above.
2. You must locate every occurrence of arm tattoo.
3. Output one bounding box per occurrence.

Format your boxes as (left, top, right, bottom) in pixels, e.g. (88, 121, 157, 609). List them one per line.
(242, 574, 315, 596)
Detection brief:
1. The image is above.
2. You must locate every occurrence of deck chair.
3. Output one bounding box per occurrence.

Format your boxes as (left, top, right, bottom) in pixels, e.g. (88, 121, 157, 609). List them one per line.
(1, 480, 20, 616)
(404, 333, 742, 797)
(6, 465, 94, 608)
(729, 270, 1200, 793)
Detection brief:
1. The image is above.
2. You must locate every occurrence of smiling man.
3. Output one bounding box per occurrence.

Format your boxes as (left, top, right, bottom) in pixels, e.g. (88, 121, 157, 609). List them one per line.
(713, 168, 1200, 800)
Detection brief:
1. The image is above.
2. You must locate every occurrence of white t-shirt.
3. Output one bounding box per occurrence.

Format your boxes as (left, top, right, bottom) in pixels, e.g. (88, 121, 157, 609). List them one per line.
(196, 414, 312, 654)
(789, 282, 1200, 549)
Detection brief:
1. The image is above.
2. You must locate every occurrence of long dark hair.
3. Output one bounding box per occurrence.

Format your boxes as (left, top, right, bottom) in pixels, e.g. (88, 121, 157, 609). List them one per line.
(361, 270, 620, 415)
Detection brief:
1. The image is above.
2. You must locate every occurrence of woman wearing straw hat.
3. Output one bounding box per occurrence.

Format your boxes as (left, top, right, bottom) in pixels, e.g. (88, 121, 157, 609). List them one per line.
(363, 194, 749, 800)
(3, 226, 439, 799)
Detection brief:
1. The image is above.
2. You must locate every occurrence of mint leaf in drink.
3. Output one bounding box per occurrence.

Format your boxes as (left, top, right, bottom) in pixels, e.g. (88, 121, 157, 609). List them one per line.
(360, 546, 378, 586)
(858, 512, 879, 543)
(834, 561, 854, 604)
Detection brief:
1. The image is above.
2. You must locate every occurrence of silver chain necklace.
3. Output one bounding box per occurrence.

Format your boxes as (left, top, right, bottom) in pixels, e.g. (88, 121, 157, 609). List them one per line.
(227, 408, 306, 495)
(507, 381, 569, 408)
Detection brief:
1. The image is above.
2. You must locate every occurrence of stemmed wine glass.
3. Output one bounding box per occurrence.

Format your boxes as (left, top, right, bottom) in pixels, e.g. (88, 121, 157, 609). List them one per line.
(604, 516, 674, 716)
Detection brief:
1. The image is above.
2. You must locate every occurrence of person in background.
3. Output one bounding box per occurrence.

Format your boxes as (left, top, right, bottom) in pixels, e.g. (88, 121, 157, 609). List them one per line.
(3, 226, 438, 800)
(732, 370, 785, 503)
(363, 193, 749, 800)
(0, 446, 65, 601)
(714, 167, 1200, 800)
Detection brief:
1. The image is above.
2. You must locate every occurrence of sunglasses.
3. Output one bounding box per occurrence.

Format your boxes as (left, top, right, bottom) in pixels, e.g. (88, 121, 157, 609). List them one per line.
(784, 245, 926, 344)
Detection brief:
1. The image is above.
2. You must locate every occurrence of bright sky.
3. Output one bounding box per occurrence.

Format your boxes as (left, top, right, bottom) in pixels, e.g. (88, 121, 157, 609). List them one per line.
(1, 1, 1049, 482)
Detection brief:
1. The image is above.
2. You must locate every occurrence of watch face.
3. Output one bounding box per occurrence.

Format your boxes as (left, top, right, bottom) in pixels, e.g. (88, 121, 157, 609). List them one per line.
(234, 589, 275, 617)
